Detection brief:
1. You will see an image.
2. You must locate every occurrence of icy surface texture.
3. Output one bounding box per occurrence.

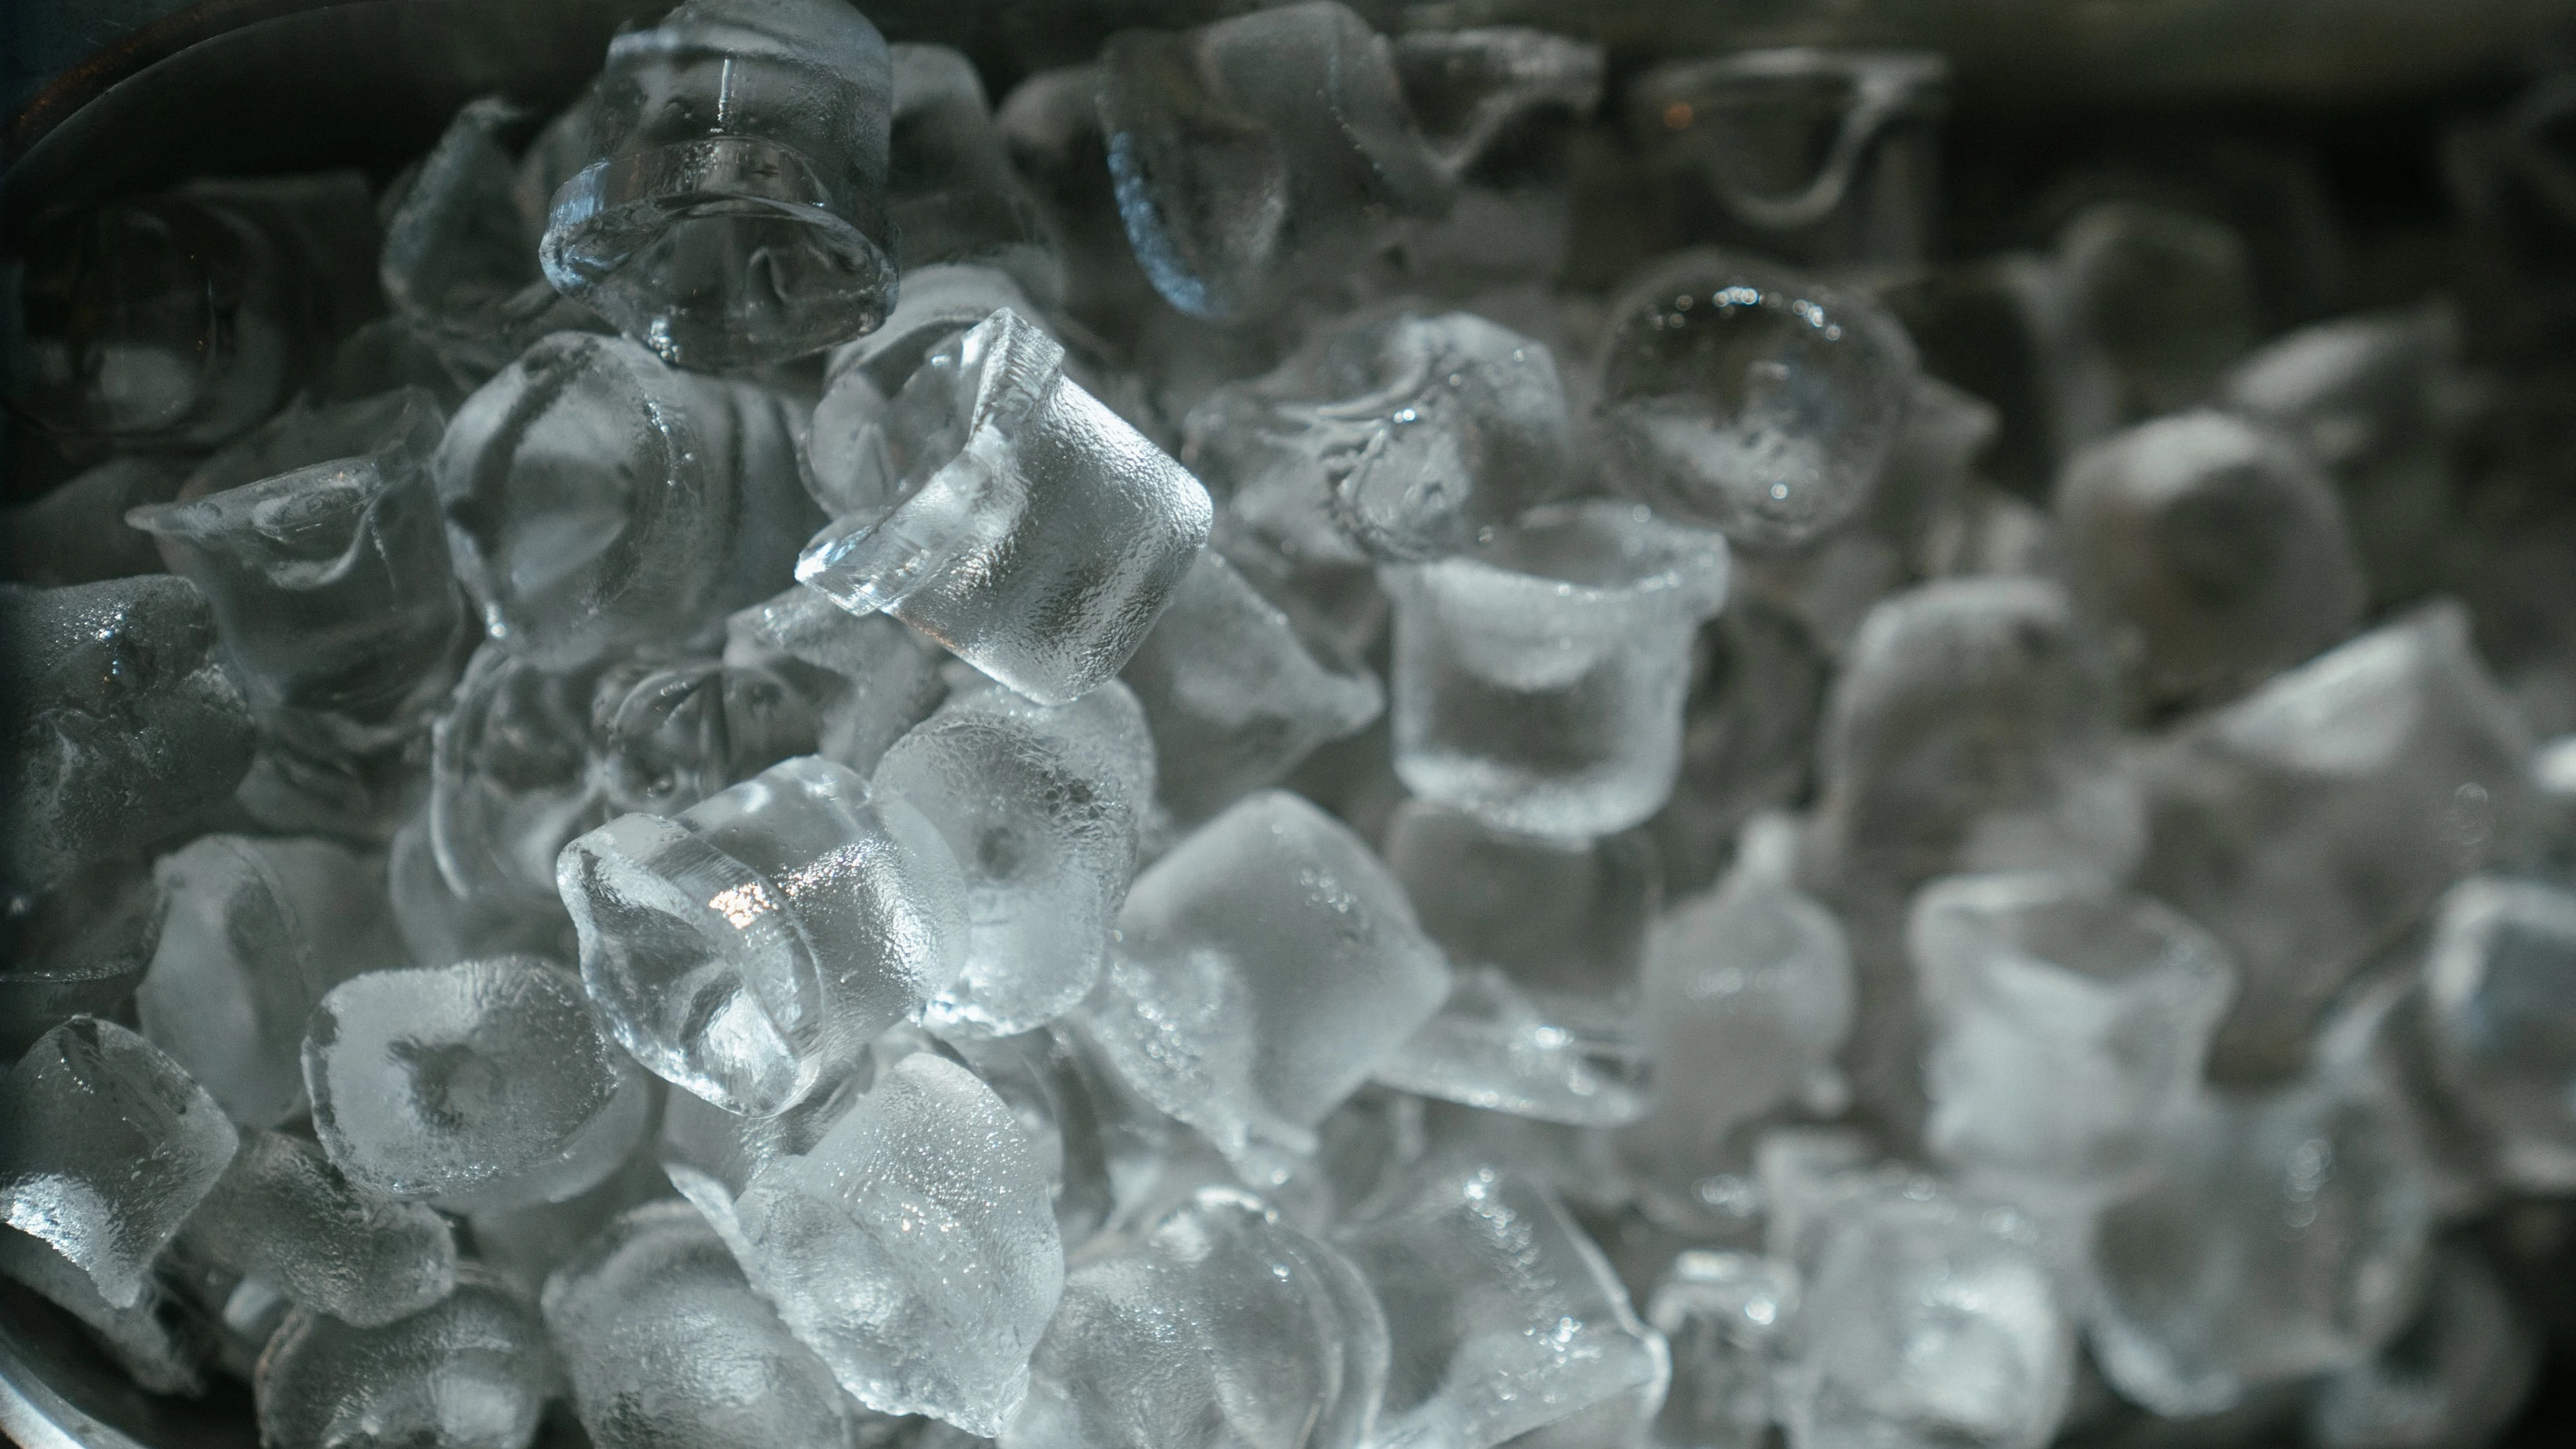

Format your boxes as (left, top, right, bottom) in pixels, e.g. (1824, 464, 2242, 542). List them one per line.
(0, 575, 255, 894)
(1185, 309, 1574, 566)
(1005, 1186, 1387, 1449)
(659, 1057, 866, 1252)
(1910, 872, 2236, 1194)
(805, 265, 1047, 517)
(727, 585, 950, 774)
(179, 1127, 457, 1327)
(542, 1198, 868, 1449)
(799, 308, 1212, 706)
(1648, 1250, 1800, 1449)
(1392, 29, 1603, 288)
(0, 858, 162, 1060)
(889, 46, 1055, 293)
(1119, 548, 1382, 828)
(428, 644, 616, 924)
(877, 679, 1153, 1038)
(303, 956, 650, 1211)
(138, 833, 402, 1127)
(587, 653, 819, 818)
(1376, 801, 1658, 1124)
(0, 1233, 210, 1395)
(2088, 1077, 2432, 1416)
(1335, 1159, 1669, 1449)
(733, 1050, 1065, 1434)
(2055, 409, 2364, 712)
(539, 0, 898, 367)
(2133, 602, 2540, 1081)
(1075, 790, 1450, 1186)
(256, 1262, 552, 1449)
(0, 1018, 236, 1308)
(2421, 876, 2576, 1189)
(2304, 1239, 2537, 1449)
(436, 330, 820, 669)
(1096, 1, 1451, 321)
(560, 754, 966, 1115)
(2057, 201, 2259, 423)
(1384, 500, 1729, 838)
(1593, 249, 1919, 549)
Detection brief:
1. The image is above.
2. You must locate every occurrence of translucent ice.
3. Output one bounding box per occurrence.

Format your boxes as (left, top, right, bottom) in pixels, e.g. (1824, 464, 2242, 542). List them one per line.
(726, 585, 950, 775)
(2057, 201, 2259, 422)
(0, 858, 162, 1060)
(429, 643, 616, 921)
(560, 755, 967, 1115)
(379, 96, 585, 390)
(256, 1262, 553, 1449)
(1382, 500, 1729, 838)
(659, 1057, 866, 1255)
(303, 956, 651, 1211)
(2420, 876, 2576, 1190)
(1593, 249, 1919, 549)
(797, 308, 1213, 706)
(889, 45, 1055, 292)
(541, 0, 899, 367)
(588, 654, 820, 817)
(0, 1233, 210, 1395)
(876, 679, 1153, 1038)
(733, 1051, 1065, 1434)
(2304, 1240, 2537, 1449)
(1392, 29, 1604, 288)
(1649, 598, 1828, 895)
(178, 1128, 457, 1327)
(543, 1199, 868, 1449)
(1648, 1250, 1801, 1449)
(1075, 790, 1450, 1186)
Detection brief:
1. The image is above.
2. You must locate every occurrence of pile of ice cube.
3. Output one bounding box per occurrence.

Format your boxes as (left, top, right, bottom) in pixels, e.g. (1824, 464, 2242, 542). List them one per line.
(5, 2, 2575, 1447)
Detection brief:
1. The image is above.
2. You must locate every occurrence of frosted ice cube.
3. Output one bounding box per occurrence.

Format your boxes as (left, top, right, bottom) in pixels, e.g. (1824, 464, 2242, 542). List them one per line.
(303, 956, 651, 1211)
(2058, 202, 2257, 423)
(1003, 1186, 1387, 1449)
(559, 755, 967, 1116)
(1075, 790, 1450, 1186)
(0, 1018, 237, 1308)
(876, 679, 1153, 1038)
(1647, 1250, 1800, 1449)
(0, 858, 163, 1060)
(256, 1262, 552, 1449)
(2304, 1240, 2536, 1449)
(734, 1051, 1065, 1434)
(2420, 876, 2576, 1191)
(726, 585, 950, 775)
(588, 655, 821, 818)
(1382, 500, 1729, 838)
(178, 1128, 456, 1328)
(1593, 249, 1918, 549)
(797, 308, 1213, 706)
(889, 46, 1056, 294)
(1392, 29, 1604, 288)
(1334, 1159, 1669, 1449)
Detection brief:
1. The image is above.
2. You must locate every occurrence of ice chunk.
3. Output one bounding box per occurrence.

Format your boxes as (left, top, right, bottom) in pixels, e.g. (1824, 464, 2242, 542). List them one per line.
(1097, 1, 1452, 320)
(542, 1199, 868, 1449)
(2133, 602, 2541, 1081)
(0, 858, 163, 1060)
(429, 642, 615, 923)
(2304, 1239, 2537, 1449)
(1075, 790, 1450, 1186)
(1334, 1159, 1669, 1449)
(1004, 1186, 1387, 1449)
(436, 330, 821, 669)
(2057, 202, 2258, 423)
(2055, 410, 2364, 712)
(1910, 873, 2237, 1194)
(2419, 876, 2576, 1190)
(1383, 500, 1728, 838)
(734, 1051, 1064, 1434)
(588, 655, 821, 817)
(660, 1058, 867, 1255)
(0, 1018, 237, 1308)
(540, 0, 899, 368)
(303, 956, 651, 1211)
(889, 46, 1056, 294)
(178, 1128, 456, 1327)
(560, 755, 967, 1115)
(1593, 249, 1918, 549)
(797, 308, 1213, 706)
(138, 833, 403, 1127)
(876, 679, 1153, 1038)
(726, 585, 950, 775)
(0, 575, 256, 893)
(256, 1262, 551, 1449)
(1648, 1250, 1800, 1449)
(1392, 29, 1604, 288)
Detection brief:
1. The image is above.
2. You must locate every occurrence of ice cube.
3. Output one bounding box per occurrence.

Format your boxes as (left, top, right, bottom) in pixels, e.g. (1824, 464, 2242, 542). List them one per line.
(429, 642, 615, 921)
(1382, 500, 1729, 839)
(436, 330, 821, 670)
(461, 1110, 673, 1301)
(996, 63, 1163, 334)
(0, 575, 257, 894)
(1097, 1, 1452, 321)
(540, 0, 899, 368)
(392, 812, 573, 969)
(2303, 1239, 2537, 1449)
(177, 1127, 456, 1328)
(1647, 1250, 1800, 1449)
(2054, 410, 2364, 712)
(1334, 1159, 1669, 1449)
(589, 655, 821, 818)
(726, 585, 951, 775)
(2133, 602, 2541, 1081)
(2419, 876, 2576, 1191)
(1647, 598, 1828, 896)
(797, 308, 1213, 706)
(1003, 1186, 1387, 1449)
(1, 456, 176, 588)
(379, 96, 582, 392)
(256, 1262, 552, 1449)
(1074, 790, 1450, 1186)
(2056, 202, 2258, 424)
(876, 679, 1153, 1038)
(733, 1051, 1064, 1434)
(138, 833, 404, 1128)
(0, 1018, 237, 1308)
(1392, 29, 1604, 289)
(303, 956, 651, 1211)
(660, 1057, 867, 1257)
(0, 858, 163, 1060)
(889, 46, 1057, 295)
(559, 755, 967, 1116)
(1592, 249, 1918, 550)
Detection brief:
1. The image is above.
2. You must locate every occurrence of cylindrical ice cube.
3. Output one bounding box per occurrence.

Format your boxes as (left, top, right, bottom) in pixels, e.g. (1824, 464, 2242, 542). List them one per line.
(1382, 499, 1729, 839)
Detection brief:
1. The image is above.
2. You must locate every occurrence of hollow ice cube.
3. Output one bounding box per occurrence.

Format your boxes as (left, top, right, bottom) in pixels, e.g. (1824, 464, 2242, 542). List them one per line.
(726, 585, 951, 775)
(1391, 29, 1604, 289)
(797, 307, 1213, 706)
(2420, 876, 2576, 1191)
(178, 1128, 457, 1328)
(1648, 1250, 1801, 1449)
(256, 1262, 553, 1449)
(303, 956, 651, 1211)
(1382, 500, 1729, 839)
(587, 654, 821, 818)
(560, 754, 967, 1116)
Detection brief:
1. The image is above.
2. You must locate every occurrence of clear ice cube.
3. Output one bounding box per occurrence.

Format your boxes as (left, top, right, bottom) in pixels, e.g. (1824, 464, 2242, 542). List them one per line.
(2420, 875, 2576, 1191)
(256, 1261, 553, 1449)
(889, 46, 1057, 294)
(1649, 598, 1829, 896)
(428, 642, 615, 921)
(178, 1127, 457, 1328)
(1648, 1249, 1801, 1449)
(0, 1231, 210, 1395)
(726, 585, 951, 775)
(1, 455, 176, 589)
(379, 96, 584, 392)
(588, 654, 821, 818)
(660, 1057, 867, 1257)
(1392, 29, 1604, 289)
